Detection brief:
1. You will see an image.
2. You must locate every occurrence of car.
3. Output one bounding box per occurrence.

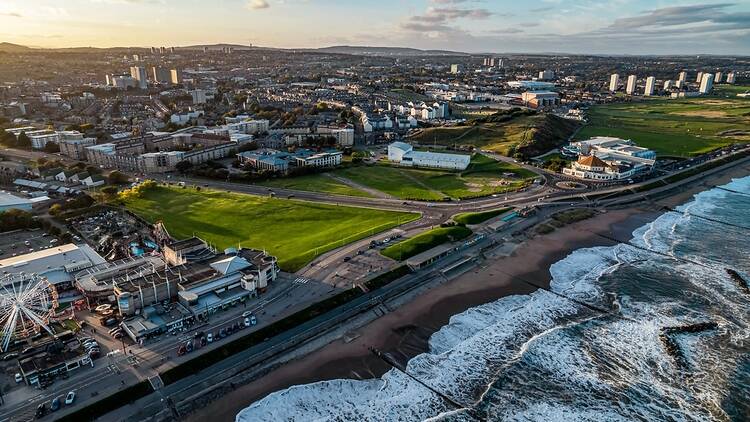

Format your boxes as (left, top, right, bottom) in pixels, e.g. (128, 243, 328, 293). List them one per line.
(35, 403, 47, 418)
(50, 397, 62, 411)
(343, 256, 351, 262)
(88, 350, 101, 359)
(84, 341, 98, 348)
(250, 315, 257, 325)
(15, 373, 23, 383)
(113, 332, 123, 339)
(65, 391, 76, 405)
(244, 317, 252, 327)
(219, 328, 226, 337)
(206, 333, 213, 343)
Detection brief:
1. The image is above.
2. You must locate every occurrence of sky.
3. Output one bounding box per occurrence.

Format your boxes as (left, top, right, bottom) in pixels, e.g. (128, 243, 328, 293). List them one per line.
(0, 0, 749, 55)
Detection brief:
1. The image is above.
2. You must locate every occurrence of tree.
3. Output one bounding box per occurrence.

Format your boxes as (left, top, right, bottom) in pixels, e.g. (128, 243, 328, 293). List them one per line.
(43, 142, 60, 153)
(101, 185, 118, 197)
(175, 160, 193, 173)
(16, 132, 31, 149)
(107, 170, 129, 185)
(0, 209, 38, 230)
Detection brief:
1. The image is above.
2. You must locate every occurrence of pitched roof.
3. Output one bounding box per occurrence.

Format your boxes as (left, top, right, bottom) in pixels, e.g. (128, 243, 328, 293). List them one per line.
(209, 256, 251, 275)
(577, 155, 607, 167)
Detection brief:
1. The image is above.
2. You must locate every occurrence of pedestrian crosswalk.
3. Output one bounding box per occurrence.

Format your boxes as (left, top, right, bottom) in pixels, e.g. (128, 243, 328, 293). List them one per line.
(293, 277, 309, 284)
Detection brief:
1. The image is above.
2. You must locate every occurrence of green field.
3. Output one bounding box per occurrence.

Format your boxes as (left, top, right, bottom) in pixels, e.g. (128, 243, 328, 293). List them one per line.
(334, 155, 535, 201)
(381, 225, 473, 261)
(257, 174, 372, 198)
(453, 207, 512, 225)
(576, 97, 750, 157)
(124, 186, 420, 271)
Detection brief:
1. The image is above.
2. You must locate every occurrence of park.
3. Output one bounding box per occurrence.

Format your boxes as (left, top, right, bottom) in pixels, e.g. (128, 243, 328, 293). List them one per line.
(122, 185, 420, 271)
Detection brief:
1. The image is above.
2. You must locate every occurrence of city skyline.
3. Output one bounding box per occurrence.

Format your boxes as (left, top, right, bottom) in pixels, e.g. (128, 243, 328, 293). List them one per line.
(1, 0, 749, 55)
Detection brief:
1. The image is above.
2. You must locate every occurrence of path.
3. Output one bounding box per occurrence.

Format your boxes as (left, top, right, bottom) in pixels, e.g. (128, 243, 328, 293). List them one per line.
(324, 173, 392, 199)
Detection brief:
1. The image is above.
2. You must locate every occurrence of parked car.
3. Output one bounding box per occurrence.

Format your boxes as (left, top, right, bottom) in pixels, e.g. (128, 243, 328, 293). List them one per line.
(50, 396, 62, 411)
(15, 373, 23, 383)
(343, 256, 351, 262)
(244, 317, 252, 327)
(250, 315, 257, 326)
(206, 333, 213, 343)
(65, 391, 76, 405)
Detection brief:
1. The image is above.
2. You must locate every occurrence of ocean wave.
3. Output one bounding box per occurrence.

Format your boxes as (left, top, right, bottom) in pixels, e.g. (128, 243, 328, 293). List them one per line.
(237, 176, 750, 422)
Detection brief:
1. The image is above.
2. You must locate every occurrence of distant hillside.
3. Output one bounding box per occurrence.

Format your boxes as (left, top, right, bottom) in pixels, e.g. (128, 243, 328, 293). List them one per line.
(0, 42, 31, 53)
(179, 43, 256, 51)
(310, 46, 469, 57)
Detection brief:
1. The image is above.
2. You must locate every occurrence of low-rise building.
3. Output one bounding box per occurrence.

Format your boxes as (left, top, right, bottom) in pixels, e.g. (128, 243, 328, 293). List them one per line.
(563, 137, 656, 181)
(388, 142, 471, 171)
(521, 91, 560, 108)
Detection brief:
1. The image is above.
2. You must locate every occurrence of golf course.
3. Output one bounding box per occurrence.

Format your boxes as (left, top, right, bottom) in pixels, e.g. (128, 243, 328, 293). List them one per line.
(123, 185, 420, 271)
(576, 95, 750, 157)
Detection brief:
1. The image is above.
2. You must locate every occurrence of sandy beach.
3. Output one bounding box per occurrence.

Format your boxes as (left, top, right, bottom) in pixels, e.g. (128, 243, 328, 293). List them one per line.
(187, 160, 750, 422)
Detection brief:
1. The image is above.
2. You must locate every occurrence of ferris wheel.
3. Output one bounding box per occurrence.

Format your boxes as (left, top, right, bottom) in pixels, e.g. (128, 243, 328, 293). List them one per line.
(0, 274, 57, 353)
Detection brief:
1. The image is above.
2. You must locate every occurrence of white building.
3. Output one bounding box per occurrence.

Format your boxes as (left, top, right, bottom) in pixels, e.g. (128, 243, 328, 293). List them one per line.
(538, 70, 555, 81)
(387, 142, 470, 171)
(626, 75, 637, 95)
(170, 69, 182, 84)
(663, 80, 674, 90)
(726, 72, 736, 84)
(0, 191, 33, 212)
(317, 124, 355, 146)
(715, 72, 723, 84)
(521, 91, 560, 108)
(609, 74, 620, 92)
(700, 73, 715, 94)
(129, 66, 148, 89)
(563, 137, 656, 181)
(644, 76, 656, 96)
(295, 151, 342, 168)
(450, 64, 459, 74)
(678, 71, 687, 84)
(696, 71, 704, 83)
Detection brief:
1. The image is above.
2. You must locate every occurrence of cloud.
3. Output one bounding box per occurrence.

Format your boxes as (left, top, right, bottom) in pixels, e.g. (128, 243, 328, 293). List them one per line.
(400, 4, 492, 34)
(247, 0, 270, 10)
(0, 12, 22, 17)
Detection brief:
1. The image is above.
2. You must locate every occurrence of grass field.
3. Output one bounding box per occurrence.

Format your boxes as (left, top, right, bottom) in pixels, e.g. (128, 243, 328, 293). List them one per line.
(577, 97, 750, 157)
(124, 186, 420, 271)
(381, 225, 473, 261)
(334, 155, 535, 201)
(453, 207, 512, 225)
(257, 173, 372, 198)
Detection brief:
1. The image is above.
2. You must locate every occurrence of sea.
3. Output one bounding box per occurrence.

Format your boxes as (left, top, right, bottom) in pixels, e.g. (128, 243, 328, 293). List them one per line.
(237, 176, 750, 422)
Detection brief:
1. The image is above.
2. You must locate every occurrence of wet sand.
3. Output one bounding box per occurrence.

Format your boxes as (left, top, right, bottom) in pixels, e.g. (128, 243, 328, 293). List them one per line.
(189, 159, 750, 422)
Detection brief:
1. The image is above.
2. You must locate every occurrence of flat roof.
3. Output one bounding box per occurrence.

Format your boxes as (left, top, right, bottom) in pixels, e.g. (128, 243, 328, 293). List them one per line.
(0, 191, 32, 207)
(0, 243, 105, 279)
(406, 243, 456, 266)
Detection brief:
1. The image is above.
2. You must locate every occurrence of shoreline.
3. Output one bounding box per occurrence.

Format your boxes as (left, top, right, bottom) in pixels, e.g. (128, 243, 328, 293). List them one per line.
(188, 162, 750, 422)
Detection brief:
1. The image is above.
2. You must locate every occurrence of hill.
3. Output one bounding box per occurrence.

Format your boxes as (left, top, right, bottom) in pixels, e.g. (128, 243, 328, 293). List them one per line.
(409, 110, 581, 159)
(310, 46, 469, 57)
(0, 42, 31, 53)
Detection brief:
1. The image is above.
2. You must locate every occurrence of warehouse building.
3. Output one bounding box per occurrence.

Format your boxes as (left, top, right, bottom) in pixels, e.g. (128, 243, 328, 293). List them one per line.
(388, 142, 471, 170)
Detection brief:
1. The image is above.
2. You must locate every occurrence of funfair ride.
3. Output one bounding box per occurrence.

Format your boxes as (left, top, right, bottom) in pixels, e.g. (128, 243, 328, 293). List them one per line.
(0, 274, 57, 352)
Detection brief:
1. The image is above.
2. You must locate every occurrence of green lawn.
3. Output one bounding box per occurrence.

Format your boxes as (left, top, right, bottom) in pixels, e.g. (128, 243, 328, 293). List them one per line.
(124, 186, 420, 271)
(381, 225, 473, 261)
(453, 207, 512, 225)
(257, 174, 372, 198)
(577, 97, 750, 157)
(333, 155, 535, 201)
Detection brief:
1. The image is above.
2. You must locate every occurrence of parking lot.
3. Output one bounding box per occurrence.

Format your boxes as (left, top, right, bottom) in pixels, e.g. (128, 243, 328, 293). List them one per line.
(0, 229, 59, 260)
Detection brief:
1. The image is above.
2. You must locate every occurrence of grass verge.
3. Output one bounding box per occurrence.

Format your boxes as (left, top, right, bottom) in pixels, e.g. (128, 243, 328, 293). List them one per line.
(381, 225, 473, 261)
(453, 207, 512, 225)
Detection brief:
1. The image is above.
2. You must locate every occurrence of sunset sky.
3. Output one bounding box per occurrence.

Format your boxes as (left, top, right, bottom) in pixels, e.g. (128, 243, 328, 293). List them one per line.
(1, 0, 748, 54)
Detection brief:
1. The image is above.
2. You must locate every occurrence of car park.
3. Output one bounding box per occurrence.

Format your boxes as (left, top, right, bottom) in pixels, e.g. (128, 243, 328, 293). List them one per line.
(65, 391, 76, 405)
(3, 352, 19, 361)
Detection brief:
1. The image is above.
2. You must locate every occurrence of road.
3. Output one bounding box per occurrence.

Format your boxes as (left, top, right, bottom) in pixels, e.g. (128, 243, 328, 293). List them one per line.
(1, 143, 747, 421)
